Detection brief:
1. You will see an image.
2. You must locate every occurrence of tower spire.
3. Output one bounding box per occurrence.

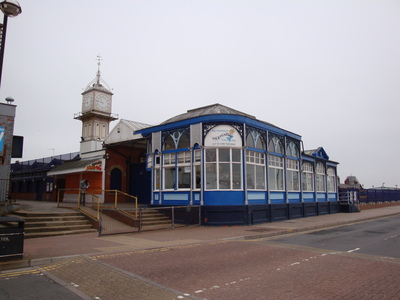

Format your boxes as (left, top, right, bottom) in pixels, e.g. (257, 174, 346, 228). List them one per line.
(96, 54, 103, 85)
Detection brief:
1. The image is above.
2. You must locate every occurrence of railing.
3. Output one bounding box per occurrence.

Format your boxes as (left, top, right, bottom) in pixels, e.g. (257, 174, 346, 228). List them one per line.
(0, 179, 10, 202)
(56, 188, 138, 221)
(92, 190, 138, 218)
(339, 190, 360, 211)
(98, 205, 201, 236)
(57, 188, 101, 220)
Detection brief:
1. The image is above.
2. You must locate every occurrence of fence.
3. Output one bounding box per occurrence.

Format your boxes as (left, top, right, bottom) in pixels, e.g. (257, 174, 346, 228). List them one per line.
(0, 179, 9, 202)
(99, 206, 201, 236)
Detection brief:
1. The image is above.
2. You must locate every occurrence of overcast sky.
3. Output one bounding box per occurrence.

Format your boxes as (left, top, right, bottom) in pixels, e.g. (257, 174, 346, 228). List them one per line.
(2, 0, 399, 188)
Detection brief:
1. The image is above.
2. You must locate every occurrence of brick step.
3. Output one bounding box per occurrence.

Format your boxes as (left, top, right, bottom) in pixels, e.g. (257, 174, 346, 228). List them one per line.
(25, 228, 97, 239)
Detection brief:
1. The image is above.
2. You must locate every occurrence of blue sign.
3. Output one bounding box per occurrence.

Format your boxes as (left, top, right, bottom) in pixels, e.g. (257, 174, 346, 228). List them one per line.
(0, 126, 4, 153)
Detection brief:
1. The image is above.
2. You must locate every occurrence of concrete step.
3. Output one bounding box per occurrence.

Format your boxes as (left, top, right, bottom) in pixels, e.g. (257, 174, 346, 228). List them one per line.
(10, 210, 97, 239)
(26, 224, 94, 233)
(20, 216, 87, 223)
(141, 220, 172, 226)
(13, 211, 82, 218)
(24, 220, 89, 228)
(25, 228, 97, 239)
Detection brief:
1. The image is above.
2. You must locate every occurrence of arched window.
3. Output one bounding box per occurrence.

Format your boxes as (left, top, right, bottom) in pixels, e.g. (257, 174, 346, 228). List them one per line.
(163, 135, 176, 150)
(286, 141, 299, 158)
(246, 130, 265, 150)
(110, 168, 122, 191)
(163, 130, 190, 150)
(268, 136, 283, 154)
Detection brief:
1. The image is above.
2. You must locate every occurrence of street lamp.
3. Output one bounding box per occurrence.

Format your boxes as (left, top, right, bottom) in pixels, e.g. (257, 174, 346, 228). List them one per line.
(0, 0, 21, 89)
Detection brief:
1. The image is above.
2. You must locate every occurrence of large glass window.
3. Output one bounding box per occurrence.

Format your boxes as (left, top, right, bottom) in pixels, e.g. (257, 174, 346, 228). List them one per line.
(287, 159, 299, 191)
(205, 148, 242, 190)
(177, 152, 191, 189)
(162, 151, 191, 190)
(163, 153, 175, 189)
(327, 167, 336, 192)
(316, 162, 326, 192)
(268, 155, 284, 190)
(246, 150, 266, 190)
(302, 162, 314, 191)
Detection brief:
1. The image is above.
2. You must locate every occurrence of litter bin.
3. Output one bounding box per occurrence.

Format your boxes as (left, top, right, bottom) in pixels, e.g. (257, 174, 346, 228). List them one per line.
(0, 217, 25, 261)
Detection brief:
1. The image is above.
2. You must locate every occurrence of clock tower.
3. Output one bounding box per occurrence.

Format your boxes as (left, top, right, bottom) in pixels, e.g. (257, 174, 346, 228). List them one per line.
(75, 56, 118, 156)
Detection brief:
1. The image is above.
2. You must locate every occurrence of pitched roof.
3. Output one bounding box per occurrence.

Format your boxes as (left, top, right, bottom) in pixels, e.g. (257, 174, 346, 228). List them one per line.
(160, 103, 256, 125)
(104, 119, 151, 145)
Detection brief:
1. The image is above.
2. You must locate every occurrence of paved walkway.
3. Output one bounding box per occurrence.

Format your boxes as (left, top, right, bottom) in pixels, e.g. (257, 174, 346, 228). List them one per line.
(1, 201, 400, 272)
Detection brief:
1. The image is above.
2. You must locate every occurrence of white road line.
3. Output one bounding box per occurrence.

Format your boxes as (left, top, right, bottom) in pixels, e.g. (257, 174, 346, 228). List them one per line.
(347, 248, 360, 253)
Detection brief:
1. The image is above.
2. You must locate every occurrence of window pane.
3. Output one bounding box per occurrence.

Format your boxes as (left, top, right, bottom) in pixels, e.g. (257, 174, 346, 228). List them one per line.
(194, 165, 201, 189)
(206, 149, 216, 162)
(219, 163, 231, 189)
(178, 133, 190, 148)
(246, 134, 255, 148)
(232, 163, 241, 189)
(232, 149, 241, 162)
(163, 135, 175, 150)
(164, 167, 175, 189)
(256, 165, 265, 189)
(194, 150, 201, 162)
(246, 164, 255, 189)
(316, 174, 325, 192)
(154, 168, 160, 190)
(178, 166, 191, 188)
(268, 168, 277, 190)
(219, 148, 230, 162)
(206, 163, 217, 189)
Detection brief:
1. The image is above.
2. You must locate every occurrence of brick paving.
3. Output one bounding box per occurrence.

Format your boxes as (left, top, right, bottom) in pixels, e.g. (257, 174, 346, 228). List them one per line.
(1, 201, 400, 299)
(38, 256, 191, 300)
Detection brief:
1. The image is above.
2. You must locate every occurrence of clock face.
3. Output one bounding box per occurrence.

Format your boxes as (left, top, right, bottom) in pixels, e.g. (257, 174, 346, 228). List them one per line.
(82, 94, 93, 111)
(95, 93, 111, 112)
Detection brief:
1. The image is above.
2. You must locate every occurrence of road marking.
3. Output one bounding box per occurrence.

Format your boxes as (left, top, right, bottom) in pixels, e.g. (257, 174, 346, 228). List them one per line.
(384, 235, 398, 241)
(347, 248, 360, 253)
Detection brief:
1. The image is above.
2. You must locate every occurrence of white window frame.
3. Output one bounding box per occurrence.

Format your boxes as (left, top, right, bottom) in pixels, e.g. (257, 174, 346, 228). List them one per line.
(268, 155, 284, 191)
(286, 158, 300, 191)
(327, 167, 336, 192)
(316, 162, 326, 192)
(302, 162, 314, 192)
(246, 150, 266, 190)
(205, 148, 242, 190)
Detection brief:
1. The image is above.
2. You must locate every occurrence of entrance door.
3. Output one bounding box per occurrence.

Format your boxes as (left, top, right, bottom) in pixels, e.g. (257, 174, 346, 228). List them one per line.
(130, 163, 151, 205)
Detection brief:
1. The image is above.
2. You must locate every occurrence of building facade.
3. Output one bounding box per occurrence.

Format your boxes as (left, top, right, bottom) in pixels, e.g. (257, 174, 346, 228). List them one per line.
(133, 104, 339, 225)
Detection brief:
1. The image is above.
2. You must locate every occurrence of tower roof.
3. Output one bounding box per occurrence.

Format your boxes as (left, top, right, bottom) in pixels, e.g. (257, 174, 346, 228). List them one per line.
(83, 55, 112, 94)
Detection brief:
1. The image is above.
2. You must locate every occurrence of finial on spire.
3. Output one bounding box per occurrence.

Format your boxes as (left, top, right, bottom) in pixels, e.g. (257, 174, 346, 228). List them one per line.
(96, 54, 103, 85)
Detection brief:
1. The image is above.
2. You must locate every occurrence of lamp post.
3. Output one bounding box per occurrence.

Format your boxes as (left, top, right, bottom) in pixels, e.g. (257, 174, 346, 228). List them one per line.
(0, 0, 21, 89)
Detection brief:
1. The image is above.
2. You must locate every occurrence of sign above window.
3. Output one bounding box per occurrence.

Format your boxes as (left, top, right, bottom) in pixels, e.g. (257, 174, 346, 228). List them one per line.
(204, 125, 242, 147)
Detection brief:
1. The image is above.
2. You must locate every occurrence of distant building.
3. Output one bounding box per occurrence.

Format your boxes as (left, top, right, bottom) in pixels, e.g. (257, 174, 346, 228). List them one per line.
(339, 175, 363, 189)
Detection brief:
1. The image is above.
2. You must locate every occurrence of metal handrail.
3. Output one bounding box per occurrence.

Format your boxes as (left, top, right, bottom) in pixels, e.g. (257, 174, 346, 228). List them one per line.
(57, 188, 101, 220)
(93, 190, 138, 218)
